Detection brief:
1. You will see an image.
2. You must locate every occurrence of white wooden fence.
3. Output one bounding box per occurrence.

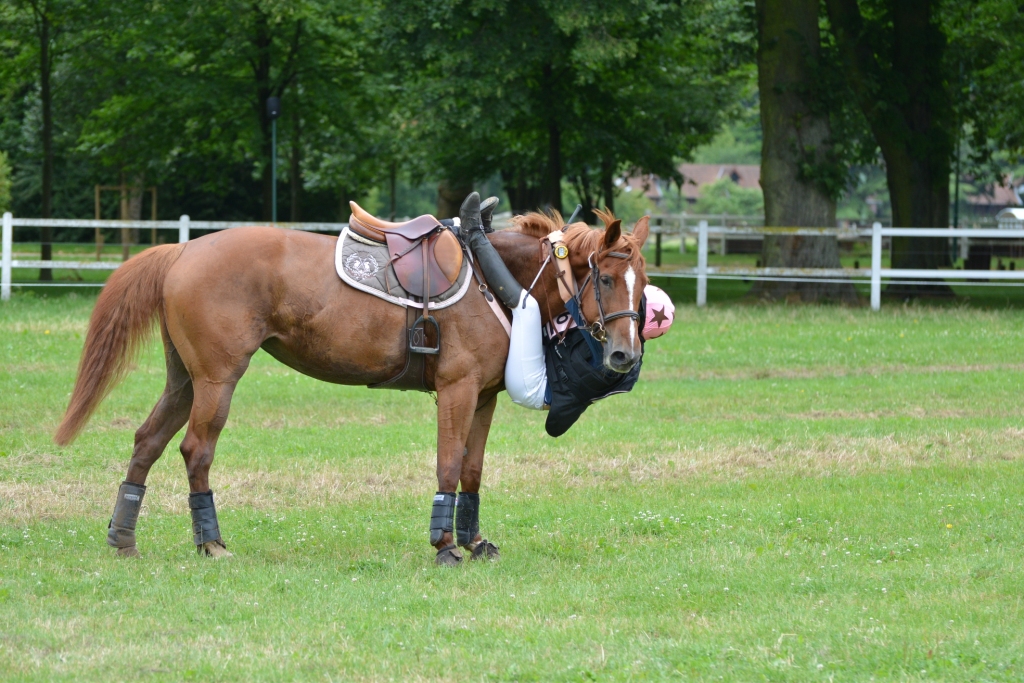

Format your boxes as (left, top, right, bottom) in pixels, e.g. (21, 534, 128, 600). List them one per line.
(649, 221, 1024, 310)
(1, 213, 345, 301)
(4, 212, 1024, 309)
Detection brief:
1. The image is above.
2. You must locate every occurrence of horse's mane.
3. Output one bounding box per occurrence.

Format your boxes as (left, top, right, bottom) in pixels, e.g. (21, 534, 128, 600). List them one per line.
(508, 209, 646, 271)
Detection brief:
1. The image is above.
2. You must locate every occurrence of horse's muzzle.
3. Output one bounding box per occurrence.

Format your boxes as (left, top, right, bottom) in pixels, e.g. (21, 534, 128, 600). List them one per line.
(606, 349, 640, 373)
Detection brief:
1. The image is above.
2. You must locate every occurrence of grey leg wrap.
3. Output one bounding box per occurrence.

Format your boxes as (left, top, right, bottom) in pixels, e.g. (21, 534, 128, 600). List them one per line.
(430, 492, 457, 545)
(107, 481, 146, 548)
(456, 492, 480, 547)
(189, 490, 224, 547)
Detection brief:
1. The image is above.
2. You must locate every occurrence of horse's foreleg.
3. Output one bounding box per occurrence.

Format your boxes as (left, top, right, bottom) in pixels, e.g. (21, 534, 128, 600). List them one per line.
(457, 394, 500, 560)
(431, 378, 480, 565)
(178, 375, 244, 558)
(108, 334, 193, 558)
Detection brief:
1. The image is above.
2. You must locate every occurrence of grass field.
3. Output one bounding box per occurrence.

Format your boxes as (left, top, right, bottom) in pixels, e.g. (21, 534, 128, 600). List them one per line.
(2, 293, 1024, 681)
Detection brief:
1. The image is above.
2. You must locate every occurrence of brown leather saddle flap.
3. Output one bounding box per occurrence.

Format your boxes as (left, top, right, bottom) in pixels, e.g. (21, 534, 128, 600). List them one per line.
(386, 230, 462, 298)
(348, 201, 463, 299)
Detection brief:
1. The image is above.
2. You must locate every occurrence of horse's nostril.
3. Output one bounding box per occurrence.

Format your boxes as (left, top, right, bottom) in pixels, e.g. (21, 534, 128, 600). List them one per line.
(610, 351, 628, 365)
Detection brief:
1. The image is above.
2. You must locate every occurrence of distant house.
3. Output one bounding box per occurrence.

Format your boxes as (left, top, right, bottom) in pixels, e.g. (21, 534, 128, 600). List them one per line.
(676, 164, 761, 202)
(622, 166, 1023, 221)
(619, 164, 762, 205)
(962, 175, 1023, 218)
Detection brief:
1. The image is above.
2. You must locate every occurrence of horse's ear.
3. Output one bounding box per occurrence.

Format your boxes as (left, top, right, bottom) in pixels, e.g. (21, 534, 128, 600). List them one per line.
(603, 219, 622, 249)
(632, 215, 650, 248)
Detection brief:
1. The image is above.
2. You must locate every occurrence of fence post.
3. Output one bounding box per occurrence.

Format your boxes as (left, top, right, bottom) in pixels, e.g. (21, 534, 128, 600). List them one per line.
(2, 212, 12, 302)
(870, 221, 882, 311)
(697, 220, 708, 307)
(178, 215, 190, 243)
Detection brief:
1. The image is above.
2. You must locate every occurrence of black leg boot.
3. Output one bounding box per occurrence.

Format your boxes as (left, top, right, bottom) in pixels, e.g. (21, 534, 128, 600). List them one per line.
(430, 491, 462, 566)
(190, 490, 231, 557)
(456, 491, 500, 560)
(108, 481, 146, 557)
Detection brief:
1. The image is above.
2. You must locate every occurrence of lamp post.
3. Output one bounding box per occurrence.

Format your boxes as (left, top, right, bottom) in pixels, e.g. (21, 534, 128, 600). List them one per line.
(267, 97, 281, 223)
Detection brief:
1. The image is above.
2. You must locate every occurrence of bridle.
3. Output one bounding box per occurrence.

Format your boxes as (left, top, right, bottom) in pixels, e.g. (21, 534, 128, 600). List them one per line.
(526, 240, 641, 344)
(573, 249, 640, 343)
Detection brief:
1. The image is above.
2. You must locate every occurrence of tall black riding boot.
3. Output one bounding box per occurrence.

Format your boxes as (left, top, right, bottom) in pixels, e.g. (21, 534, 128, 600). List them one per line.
(480, 195, 499, 232)
(460, 192, 523, 309)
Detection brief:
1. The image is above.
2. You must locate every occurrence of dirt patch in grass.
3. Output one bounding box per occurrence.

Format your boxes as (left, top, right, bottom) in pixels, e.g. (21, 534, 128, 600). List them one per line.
(3, 427, 1022, 523)
(645, 362, 1024, 382)
(0, 319, 89, 334)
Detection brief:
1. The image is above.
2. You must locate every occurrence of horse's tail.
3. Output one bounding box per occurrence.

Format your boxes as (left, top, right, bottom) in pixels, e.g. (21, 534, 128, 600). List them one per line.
(55, 243, 187, 446)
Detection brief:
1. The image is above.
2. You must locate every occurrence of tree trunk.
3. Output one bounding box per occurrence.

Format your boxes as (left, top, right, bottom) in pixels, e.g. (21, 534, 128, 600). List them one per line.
(437, 179, 472, 219)
(339, 186, 349, 222)
(39, 6, 53, 281)
(885, 148, 951, 274)
(290, 104, 301, 222)
(253, 7, 273, 222)
(571, 173, 597, 225)
(388, 160, 397, 221)
(752, 0, 857, 303)
(502, 170, 543, 214)
(544, 119, 563, 213)
(127, 173, 144, 257)
(119, 177, 130, 261)
(601, 160, 615, 215)
(825, 0, 954, 297)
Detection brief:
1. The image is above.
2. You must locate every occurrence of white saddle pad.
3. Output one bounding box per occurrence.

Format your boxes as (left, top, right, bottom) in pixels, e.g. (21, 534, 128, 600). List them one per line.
(334, 227, 472, 310)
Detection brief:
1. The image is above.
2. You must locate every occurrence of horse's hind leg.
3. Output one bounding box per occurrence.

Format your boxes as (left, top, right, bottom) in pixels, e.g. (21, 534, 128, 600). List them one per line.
(108, 327, 194, 557)
(457, 394, 500, 560)
(178, 367, 250, 558)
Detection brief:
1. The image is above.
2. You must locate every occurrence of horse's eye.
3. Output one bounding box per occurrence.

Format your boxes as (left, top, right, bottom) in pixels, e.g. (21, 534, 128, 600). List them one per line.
(600, 275, 613, 287)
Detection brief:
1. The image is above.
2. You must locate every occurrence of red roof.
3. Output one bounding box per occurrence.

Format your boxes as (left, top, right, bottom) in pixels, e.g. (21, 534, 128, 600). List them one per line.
(676, 164, 761, 199)
(621, 166, 1022, 209)
(966, 176, 1023, 207)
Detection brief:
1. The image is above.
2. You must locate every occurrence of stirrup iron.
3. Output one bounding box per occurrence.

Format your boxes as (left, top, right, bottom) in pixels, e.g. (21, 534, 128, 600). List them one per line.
(409, 314, 440, 355)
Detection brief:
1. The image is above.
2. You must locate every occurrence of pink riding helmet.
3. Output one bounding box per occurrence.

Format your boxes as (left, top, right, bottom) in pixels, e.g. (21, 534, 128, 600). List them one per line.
(642, 285, 675, 339)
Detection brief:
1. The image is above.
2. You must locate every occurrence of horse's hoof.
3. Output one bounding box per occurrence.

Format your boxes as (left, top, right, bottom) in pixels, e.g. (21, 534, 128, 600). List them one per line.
(115, 545, 141, 558)
(435, 544, 463, 567)
(199, 540, 232, 558)
(470, 540, 500, 561)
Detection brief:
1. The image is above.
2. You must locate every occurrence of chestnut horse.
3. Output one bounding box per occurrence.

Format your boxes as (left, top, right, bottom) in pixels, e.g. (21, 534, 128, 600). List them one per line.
(55, 208, 649, 563)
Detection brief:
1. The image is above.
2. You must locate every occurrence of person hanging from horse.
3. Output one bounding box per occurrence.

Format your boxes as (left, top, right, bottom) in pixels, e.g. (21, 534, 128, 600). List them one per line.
(461, 193, 675, 437)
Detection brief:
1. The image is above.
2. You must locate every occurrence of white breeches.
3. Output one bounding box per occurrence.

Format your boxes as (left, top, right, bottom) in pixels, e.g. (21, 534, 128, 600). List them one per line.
(504, 291, 548, 410)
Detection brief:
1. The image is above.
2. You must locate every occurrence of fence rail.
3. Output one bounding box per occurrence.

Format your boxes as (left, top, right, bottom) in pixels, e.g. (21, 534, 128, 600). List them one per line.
(1, 213, 347, 301)
(652, 220, 1024, 309)
(4, 213, 1024, 308)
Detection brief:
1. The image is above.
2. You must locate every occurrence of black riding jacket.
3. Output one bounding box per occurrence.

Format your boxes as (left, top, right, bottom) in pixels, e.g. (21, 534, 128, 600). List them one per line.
(542, 296, 645, 437)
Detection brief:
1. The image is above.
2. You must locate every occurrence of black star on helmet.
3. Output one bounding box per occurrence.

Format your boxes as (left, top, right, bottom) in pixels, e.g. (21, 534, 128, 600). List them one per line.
(649, 305, 669, 327)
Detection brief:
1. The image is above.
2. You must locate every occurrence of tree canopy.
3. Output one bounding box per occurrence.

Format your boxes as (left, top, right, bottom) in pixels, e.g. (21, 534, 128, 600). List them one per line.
(381, 0, 752, 217)
(0, 0, 1021, 258)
